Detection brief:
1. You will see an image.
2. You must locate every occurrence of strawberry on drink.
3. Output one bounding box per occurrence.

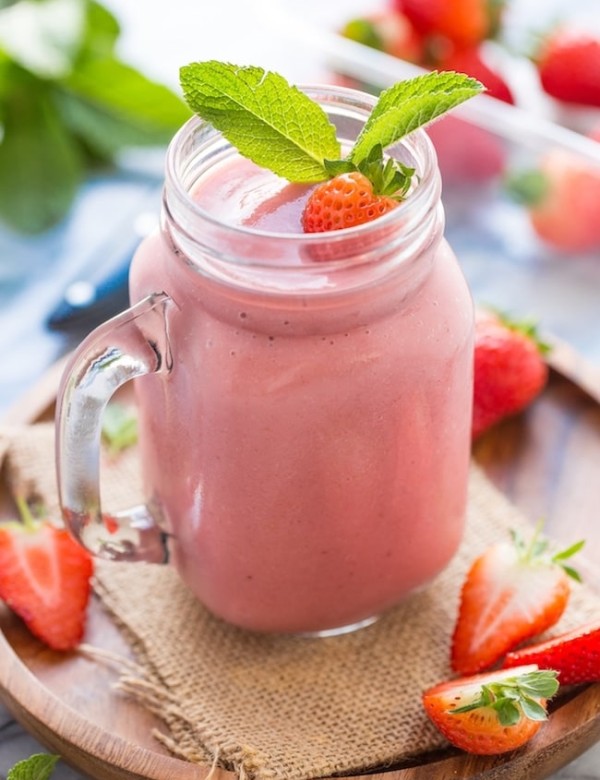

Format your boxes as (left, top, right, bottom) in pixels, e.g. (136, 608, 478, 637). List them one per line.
(423, 666, 559, 754)
(503, 621, 600, 685)
(0, 497, 93, 650)
(451, 525, 584, 675)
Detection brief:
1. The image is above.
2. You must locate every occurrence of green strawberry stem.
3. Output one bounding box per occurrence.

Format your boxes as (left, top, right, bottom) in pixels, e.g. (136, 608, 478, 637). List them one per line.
(509, 522, 585, 581)
(450, 669, 559, 726)
(15, 495, 38, 532)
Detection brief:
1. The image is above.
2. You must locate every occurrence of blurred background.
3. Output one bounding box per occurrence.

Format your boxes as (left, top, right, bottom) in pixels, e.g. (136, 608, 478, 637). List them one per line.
(0, 0, 599, 417)
(0, 0, 600, 776)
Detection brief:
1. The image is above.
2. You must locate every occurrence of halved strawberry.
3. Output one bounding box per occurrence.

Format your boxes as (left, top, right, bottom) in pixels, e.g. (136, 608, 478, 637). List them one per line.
(0, 497, 94, 650)
(503, 621, 600, 685)
(451, 526, 584, 675)
(423, 665, 559, 754)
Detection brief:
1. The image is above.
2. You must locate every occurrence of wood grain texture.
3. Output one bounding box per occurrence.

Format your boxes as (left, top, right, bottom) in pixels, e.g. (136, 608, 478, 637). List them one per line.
(0, 348, 600, 780)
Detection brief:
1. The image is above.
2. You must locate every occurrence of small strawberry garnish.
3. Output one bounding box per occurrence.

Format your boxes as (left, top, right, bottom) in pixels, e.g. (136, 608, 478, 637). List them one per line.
(423, 666, 559, 755)
(341, 10, 423, 63)
(451, 525, 584, 675)
(503, 621, 600, 685)
(0, 497, 93, 651)
(180, 64, 483, 237)
(301, 145, 414, 234)
(506, 136, 600, 253)
(536, 28, 600, 107)
(472, 311, 549, 439)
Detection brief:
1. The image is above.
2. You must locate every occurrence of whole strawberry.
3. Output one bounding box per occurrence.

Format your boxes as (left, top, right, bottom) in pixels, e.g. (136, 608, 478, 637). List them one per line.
(435, 46, 514, 103)
(340, 10, 423, 63)
(423, 666, 559, 754)
(472, 311, 549, 438)
(394, 0, 504, 48)
(536, 28, 600, 107)
(0, 497, 93, 651)
(507, 137, 600, 253)
(301, 148, 412, 234)
(451, 525, 583, 675)
(503, 621, 600, 685)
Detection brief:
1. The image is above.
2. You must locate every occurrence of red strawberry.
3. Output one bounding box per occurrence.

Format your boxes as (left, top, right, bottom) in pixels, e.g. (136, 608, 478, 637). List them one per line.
(0, 498, 94, 650)
(451, 527, 583, 675)
(435, 46, 514, 103)
(536, 28, 600, 107)
(503, 621, 600, 685)
(507, 139, 600, 253)
(394, 0, 504, 48)
(426, 115, 506, 184)
(423, 665, 559, 754)
(340, 10, 423, 63)
(472, 311, 549, 439)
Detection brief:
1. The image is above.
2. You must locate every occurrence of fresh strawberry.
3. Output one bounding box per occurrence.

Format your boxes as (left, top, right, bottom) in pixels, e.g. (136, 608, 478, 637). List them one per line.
(503, 621, 600, 685)
(426, 115, 506, 184)
(472, 311, 549, 439)
(423, 666, 559, 754)
(507, 138, 600, 253)
(435, 46, 513, 103)
(451, 526, 583, 675)
(0, 497, 93, 650)
(301, 146, 414, 234)
(394, 0, 504, 48)
(340, 10, 423, 63)
(536, 28, 600, 107)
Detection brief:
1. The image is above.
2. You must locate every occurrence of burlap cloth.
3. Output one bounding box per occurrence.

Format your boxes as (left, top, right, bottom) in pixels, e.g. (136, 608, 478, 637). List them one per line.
(1, 422, 598, 780)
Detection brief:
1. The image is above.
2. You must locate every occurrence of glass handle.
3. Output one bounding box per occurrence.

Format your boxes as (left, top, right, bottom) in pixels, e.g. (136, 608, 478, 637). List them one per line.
(55, 293, 173, 563)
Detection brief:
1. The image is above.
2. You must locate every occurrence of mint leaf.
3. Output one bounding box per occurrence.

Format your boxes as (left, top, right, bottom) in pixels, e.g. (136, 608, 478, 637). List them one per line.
(8, 754, 59, 780)
(0, 71, 83, 232)
(349, 71, 483, 165)
(58, 56, 191, 156)
(180, 61, 340, 183)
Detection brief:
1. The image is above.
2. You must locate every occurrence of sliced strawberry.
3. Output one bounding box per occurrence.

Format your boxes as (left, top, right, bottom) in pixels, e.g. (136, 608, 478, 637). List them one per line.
(451, 526, 583, 675)
(0, 498, 94, 650)
(423, 665, 559, 754)
(472, 311, 549, 438)
(503, 621, 600, 685)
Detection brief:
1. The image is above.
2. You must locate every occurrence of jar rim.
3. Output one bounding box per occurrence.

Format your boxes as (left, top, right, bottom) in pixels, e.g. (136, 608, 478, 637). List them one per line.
(164, 83, 441, 248)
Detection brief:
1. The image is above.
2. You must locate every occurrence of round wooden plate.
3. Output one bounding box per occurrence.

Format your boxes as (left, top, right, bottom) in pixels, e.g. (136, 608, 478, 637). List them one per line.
(1, 341, 600, 780)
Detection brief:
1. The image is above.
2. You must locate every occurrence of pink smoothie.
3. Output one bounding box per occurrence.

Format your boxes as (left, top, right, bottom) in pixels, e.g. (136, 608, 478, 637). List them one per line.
(129, 153, 473, 634)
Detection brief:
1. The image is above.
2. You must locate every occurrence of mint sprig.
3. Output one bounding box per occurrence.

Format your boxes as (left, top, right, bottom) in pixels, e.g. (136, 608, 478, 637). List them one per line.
(0, 0, 191, 234)
(179, 62, 483, 197)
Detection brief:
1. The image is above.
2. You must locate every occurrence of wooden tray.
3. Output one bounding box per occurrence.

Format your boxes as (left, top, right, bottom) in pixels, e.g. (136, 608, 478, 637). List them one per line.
(1, 341, 600, 780)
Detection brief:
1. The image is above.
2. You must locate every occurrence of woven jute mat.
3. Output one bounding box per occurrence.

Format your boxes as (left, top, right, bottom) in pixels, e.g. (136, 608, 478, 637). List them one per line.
(1, 423, 598, 780)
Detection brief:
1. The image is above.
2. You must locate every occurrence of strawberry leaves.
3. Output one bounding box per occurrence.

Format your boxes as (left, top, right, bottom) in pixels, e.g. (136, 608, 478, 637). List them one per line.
(450, 670, 559, 727)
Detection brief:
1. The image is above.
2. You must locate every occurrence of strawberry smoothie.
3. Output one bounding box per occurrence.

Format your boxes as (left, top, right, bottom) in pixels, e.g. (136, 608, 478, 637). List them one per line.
(129, 135, 473, 633)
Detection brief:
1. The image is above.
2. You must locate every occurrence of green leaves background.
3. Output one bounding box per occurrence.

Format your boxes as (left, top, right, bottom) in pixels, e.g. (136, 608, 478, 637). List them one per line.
(0, 0, 191, 234)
